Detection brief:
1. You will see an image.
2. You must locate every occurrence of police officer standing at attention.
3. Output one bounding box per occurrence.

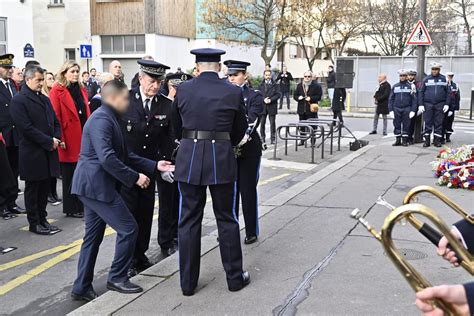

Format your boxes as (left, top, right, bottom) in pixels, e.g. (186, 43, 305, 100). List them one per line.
(172, 48, 250, 296)
(388, 69, 417, 147)
(442, 71, 460, 143)
(0, 54, 24, 217)
(120, 60, 175, 276)
(418, 62, 450, 148)
(225, 59, 264, 245)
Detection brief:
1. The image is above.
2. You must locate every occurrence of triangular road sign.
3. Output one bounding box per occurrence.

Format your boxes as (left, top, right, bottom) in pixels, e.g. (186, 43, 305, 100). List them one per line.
(407, 20, 432, 45)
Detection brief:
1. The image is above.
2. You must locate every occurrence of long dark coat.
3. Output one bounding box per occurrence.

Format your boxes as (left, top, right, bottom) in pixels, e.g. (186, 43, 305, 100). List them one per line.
(331, 88, 347, 111)
(10, 86, 61, 181)
(374, 81, 391, 115)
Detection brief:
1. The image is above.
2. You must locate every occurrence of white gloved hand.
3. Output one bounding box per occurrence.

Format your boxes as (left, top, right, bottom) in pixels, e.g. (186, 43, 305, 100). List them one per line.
(409, 111, 415, 119)
(161, 171, 174, 183)
(448, 111, 453, 117)
(389, 111, 394, 118)
(443, 105, 449, 113)
(418, 105, 425, 113)
(298, 96, 304, 101)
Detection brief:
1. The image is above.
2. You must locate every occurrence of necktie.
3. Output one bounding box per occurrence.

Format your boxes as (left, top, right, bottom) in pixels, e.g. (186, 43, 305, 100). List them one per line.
(144, 98, 150, 117)
(4, 81, 12, 97)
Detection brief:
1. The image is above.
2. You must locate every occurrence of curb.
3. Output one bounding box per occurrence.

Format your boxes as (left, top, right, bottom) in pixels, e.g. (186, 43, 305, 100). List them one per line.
(68, 145, 375, 315)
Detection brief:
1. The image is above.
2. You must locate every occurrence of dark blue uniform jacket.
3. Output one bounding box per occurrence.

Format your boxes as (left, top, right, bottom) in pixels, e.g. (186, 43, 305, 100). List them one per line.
(388, 81, 418, 112)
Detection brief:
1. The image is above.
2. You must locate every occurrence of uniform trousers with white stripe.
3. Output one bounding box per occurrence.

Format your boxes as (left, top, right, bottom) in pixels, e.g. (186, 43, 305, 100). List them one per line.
(177, 181, 244, 293)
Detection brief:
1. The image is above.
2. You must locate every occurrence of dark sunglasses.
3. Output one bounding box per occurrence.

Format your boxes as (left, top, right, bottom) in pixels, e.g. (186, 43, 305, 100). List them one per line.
(304, 76, 312, 78)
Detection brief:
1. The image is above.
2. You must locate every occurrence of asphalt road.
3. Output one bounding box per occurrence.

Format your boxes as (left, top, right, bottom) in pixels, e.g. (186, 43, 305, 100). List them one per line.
(0, 115, 472, 315)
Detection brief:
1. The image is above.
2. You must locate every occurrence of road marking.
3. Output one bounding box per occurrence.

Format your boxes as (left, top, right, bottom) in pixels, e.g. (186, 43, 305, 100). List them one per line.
(19, 219, 58, 231)
(261, 158, 317, 171)
(464, 131, 474, 134)
(0, 173, 288, 295)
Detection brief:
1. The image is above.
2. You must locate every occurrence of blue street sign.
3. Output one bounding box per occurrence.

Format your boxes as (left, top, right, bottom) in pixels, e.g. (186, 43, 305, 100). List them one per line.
(80, 44, 92, 59)
(23, 43, 34, 58)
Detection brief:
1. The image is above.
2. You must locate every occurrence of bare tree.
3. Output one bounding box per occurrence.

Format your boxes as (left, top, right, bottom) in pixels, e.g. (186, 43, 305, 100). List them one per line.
(200, 0, 297, 65)
(451, 0, 473, 54)
(428, 1, 458, 55)
(365, 0, 419, 56)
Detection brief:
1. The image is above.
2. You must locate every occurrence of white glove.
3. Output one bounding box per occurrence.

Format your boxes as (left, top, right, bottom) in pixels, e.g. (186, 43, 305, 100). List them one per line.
(161, 171, 174, 183)
(389, 111, 394, 118)
(298, 96, 304, 100)
(443, 105, 449, 113)
(409, 111, 415, 118)
(418, 105, 425, 113)
(448, 111, 453, 117)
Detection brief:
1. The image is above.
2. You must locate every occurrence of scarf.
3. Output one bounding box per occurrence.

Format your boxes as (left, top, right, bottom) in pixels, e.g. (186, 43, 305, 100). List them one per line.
(67, 82, 87, 128)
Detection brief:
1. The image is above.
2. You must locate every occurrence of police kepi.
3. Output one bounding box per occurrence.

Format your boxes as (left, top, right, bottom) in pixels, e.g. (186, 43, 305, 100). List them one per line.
(172, 48, 250, 296)
(224, 59, 264, 244)
(388, 69, 418, 146)
(419, 62, 450, 147)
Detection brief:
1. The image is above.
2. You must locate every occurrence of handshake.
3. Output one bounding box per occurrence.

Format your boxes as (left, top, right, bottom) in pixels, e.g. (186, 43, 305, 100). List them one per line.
(136, 160, 175, 189)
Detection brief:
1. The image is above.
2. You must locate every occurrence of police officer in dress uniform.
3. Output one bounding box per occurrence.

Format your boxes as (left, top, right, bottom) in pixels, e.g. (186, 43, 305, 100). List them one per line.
(172, 48, 250, 296)
(120, 60, 175, 276)
(0, 54, 24, 216)
(406, 69, 422, 145)
(419, 62, 451, 148)
(442, 72, 460, 143)
(0, 132, 17, 219)
(388, 69, 418, 147)
(224, 59, 264, 245)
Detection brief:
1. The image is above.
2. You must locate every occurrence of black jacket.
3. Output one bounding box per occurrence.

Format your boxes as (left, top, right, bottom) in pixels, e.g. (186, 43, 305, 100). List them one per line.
(258, 80, 280, 116)
(239, 85, 264, 158)
(293, 82, 323, 115)
(374, 81, 391, 115)
(276, 71, 293, 92)
(0, 79, 19, 147)
(331, 88, 347, 111)
(122, 88, 174, 161)
(0, 140, 16, 190)
(327, 71, 336, 89)
(10, 86, 61, 181)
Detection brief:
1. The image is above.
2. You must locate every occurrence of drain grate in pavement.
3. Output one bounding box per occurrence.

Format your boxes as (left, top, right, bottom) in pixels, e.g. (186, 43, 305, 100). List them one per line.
(385, 248, 428, 260)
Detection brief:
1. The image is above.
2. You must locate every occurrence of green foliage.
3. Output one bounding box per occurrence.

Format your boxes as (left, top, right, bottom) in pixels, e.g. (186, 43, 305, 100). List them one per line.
(249, 76, 263, 89)
(319, 98, 331, 108)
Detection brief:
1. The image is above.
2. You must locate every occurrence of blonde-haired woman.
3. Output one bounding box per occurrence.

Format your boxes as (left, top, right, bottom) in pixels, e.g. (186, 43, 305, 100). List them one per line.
(50, 61, 90, 218)
(42, 72, 55, 97)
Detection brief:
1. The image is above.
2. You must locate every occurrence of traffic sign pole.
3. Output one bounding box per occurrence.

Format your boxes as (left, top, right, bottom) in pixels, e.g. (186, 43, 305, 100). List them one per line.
(414, 0, 427, 143)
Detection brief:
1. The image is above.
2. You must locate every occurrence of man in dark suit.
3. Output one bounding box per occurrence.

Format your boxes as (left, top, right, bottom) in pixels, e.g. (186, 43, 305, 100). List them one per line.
(258, 70, 280, 145)
(10, 66, 61, 235)
(121, 60, 176, 277)
(172, 48, 250, 296)
(415, 216, 474, 315)
(225, 59, 264, 245)
(276, 66, 293, 110)
(0, 54, 24, 216)
(70, 80, 174, 300)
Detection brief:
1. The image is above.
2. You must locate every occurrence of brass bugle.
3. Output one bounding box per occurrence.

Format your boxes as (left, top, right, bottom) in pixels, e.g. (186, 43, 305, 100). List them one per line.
(351, 205, 474, 315)
(377, 195, 447, 249)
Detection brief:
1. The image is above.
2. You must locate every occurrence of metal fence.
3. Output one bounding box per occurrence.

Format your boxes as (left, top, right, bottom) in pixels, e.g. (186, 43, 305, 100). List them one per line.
(336, 56, 474, 111)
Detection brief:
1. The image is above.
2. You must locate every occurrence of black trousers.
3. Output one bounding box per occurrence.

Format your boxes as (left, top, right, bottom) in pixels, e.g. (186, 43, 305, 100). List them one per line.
(279, 91, 291, 109)
(24, 179, 50, 226)
(73, 193, 138, 295)
(236, 155, 261, 238)
(61, 162, 83, 214)
(332, 110, 343, 124)
(120, 183, 155, 264)
(260, 114, 276, 143)
(0, 143, 17, 210)
(177, 181, 244, 292)
(443, 112, 455, 137)
(6, 146, 18, 206)
(156, 178, 179, 249)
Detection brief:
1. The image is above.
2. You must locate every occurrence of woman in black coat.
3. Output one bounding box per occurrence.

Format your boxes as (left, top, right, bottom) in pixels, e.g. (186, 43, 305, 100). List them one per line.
(293, 71, 322, 121)
(331, 88, 346, 125)
(371, 74, 391, 135)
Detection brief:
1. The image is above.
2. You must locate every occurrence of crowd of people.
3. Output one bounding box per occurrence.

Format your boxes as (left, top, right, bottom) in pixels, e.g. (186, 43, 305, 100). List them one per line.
(371, 63, 461, 147)
(0, 50, 471, 314)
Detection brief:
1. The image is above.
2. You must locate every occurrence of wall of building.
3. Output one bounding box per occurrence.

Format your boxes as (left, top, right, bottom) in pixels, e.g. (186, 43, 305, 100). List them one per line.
(0, 0, 34, 68)
(32, 0, 91, 73)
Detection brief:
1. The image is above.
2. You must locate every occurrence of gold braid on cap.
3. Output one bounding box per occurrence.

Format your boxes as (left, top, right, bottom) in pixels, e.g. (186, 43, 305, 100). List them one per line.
(0, 57, 13, 66)
(140, 65, 165, 76)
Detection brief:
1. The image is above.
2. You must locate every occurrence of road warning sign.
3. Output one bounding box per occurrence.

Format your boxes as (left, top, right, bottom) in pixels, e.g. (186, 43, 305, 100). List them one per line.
(407, 20, 432, 45)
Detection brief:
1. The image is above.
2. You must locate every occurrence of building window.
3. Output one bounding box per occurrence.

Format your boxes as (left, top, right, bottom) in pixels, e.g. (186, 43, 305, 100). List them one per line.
(48, 0, 64, 8)
(65, 48, 76, 61)
(0, 18, 7, 55)
(51, 0, 63, 4)
(101, 35, 146, 54)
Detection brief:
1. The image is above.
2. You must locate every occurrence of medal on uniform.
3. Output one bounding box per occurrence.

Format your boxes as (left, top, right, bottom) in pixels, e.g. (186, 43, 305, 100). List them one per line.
(126, 120, 132, 132)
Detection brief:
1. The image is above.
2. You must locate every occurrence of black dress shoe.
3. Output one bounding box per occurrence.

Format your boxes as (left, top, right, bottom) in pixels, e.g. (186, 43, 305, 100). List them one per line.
(66, 212, 84, 218)
(71, 288, 98, 302)
(2, 209, 16, 220)
(29, 225, 51, 235)
(41, 221, 61, 232)
(244, 236, 258, 245)
(161, 246, 177, 258)
(182, 289, 195, 296)
(229, 271, 251, 292)
(8, 206, 26, 214)
(369, 130, 377, 135)
(107, 280, 143, 294)
(127, 267, 139, 278)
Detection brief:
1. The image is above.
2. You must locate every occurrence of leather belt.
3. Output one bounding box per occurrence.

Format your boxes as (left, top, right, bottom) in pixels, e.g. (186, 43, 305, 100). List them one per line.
(182, 130, 230, 140)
